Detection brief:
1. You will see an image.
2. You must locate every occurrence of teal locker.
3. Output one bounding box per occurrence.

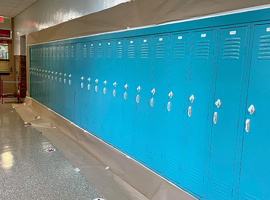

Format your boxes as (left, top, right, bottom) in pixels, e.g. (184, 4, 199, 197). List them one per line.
(134, 36, 153, 164)
(148, 34, 170, 173)
(182, 29, 216, 197)
(101, 40, 114, 142)
(238, 23, 270, 200)
(163, 32, 190, 184)
(207, 26, 249, 200)
(121, 38, 139, 155)
(111, 39, 126, 149)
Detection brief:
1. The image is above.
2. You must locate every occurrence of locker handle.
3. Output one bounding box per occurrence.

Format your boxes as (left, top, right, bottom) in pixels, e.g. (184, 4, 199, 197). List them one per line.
(124, 92, 127, 100)
(188, 106, 192, 117)
(103, 87, 106, 94)
(113, 89, 116, 97)
(245, 119, 250, 133)
(150, 98, 154, 107)
(136, 95, 139, 103)
(167, 102, 171, 111)
(213, 112, 218, 124)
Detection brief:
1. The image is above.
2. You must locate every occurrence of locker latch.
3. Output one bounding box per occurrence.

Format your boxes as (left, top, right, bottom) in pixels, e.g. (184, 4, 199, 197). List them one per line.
(168, 91, 173, 99)
(189, 95, 195, 103)
(55, 72, 58, 75)
(248, 105, 255, 115)
(137, 86, 141, 92)
(88, 77, 91, 82)
(113, 82, 117, 87)
(151, 88, 156, 95)
(104, 80, 107, 85)
(95, 79, 98, 83)
(64, 73, 66, 77)
(215, 99, 221, 108)
(69, 74, 72, 78)
(124, 84, 128, 89)
(81, 76, 84, 81)
(59, 73, 62, 76)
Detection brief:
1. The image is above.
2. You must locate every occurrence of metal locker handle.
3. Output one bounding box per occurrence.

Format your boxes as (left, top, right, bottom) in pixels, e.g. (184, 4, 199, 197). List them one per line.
(188, 106, 192, 117)
(150, 98, 154, 107)
(167, 102, 171, 111)
(88, 84, 90, 90)
(113, 89, 116, 97)
(124, 92, 127, 100)
(69, 80, 72, 85)
(213, 112, 218, 124)
(248, 105, 255, 115)
(95, 86, 98, 92)
(103, 87, 106, 94)
(81, 83, 84, 88)
(245, 119, 250, 133)
(136, 95, 139, 103)
(59, 78, 61, 82)
(64, 79, 66, 84)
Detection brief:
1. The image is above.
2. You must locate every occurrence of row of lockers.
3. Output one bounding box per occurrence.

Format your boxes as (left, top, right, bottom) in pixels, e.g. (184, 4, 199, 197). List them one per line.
(30, 20, 270, 199)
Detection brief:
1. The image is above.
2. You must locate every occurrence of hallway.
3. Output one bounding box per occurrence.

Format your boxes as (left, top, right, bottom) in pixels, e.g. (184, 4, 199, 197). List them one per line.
(0, 103, 101, 200)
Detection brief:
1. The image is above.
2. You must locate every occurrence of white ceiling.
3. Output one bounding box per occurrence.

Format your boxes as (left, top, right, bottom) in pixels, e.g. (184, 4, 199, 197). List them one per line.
(0, 0, 37, 18)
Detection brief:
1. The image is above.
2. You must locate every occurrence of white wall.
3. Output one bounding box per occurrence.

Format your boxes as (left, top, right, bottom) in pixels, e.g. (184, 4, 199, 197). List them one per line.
(14, 0, 129, 55)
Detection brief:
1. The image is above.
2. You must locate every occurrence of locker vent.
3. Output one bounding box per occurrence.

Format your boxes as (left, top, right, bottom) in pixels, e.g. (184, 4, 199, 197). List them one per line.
(83, 45, 87, 58)
(156, 43, 165, 59)
(222, 38, 241, 60)
(244, 193, 260, 200)
(141, 44, 149, 59)
(187, 166, 200, 186)
(196, 40, 210, 59)
(167, 157, 179, 174)
(117, 45, 123, 59)
(212, 179, 228, 200)
(106, 46, 112, 58)
(90, 46, 94, 58)
(149, 148, 160, 164)
(136, 141, 145, 156)
(98, 46, 102, 58)
(258, 35, 270, 60)
(61, 49, 64, 57)
(65, 47, 69, 57)
(128, 45, 135, 59)
(174, 42, 185, 59)
(71, 48, 75, 58)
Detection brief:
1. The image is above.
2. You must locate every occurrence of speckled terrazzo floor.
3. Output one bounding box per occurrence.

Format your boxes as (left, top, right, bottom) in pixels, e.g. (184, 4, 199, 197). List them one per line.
(0, 103, 101, 200)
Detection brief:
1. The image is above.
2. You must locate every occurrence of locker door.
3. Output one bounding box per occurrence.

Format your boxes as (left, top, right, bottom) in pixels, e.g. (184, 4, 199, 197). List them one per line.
(207, 26, 249, 200)
(44, 47, 49, 106)
(67, 44, 76, 122)
(164, 32, 190, 184)
(111, 39, 126, 149)
(182, 29, 216, 197)
(29, 48, 33, 98)
(85, 42, 96, 133)
(102, 40, 114, 142)
(61, 45, 68, 119)
(58, 46, 65, 115)
(75, 43, 89, 129)
(238, 23, 270, 200)
(148, 34, 170, 173)
(134, 37, 153, 164)
(48, 46, 53, 109)
(92, 41, 105, 137)
(121, 38, 139, 155)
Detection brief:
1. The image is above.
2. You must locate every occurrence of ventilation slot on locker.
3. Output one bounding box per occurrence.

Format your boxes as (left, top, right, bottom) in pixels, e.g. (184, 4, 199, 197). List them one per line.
(222, 38, 241, 60)
(149, 148, 160, 164)
(156, 43, 165, 59)
(128, 45, 135, 59)
(258, 35, 270, 60)
(244, 193, 260, 200)
(196, 40, 210, 59)
(117, 45, 123, 59)
(136, 141, 145, 157)
(212, 179, 228, 200)
(83, 45, 87, 58)
(167, 157, 179, 174)
(65, 47, 69, 58)
(98, 46, 102, 58)
(71, 46, 75, 57)
(106, 46, 112, 58)
(187, 166, 200, 187)
(61, 47, 64, 57)
(90, 46, 94, 58)
(174, 42, 185, 59)
(141, 44, 149, 59)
